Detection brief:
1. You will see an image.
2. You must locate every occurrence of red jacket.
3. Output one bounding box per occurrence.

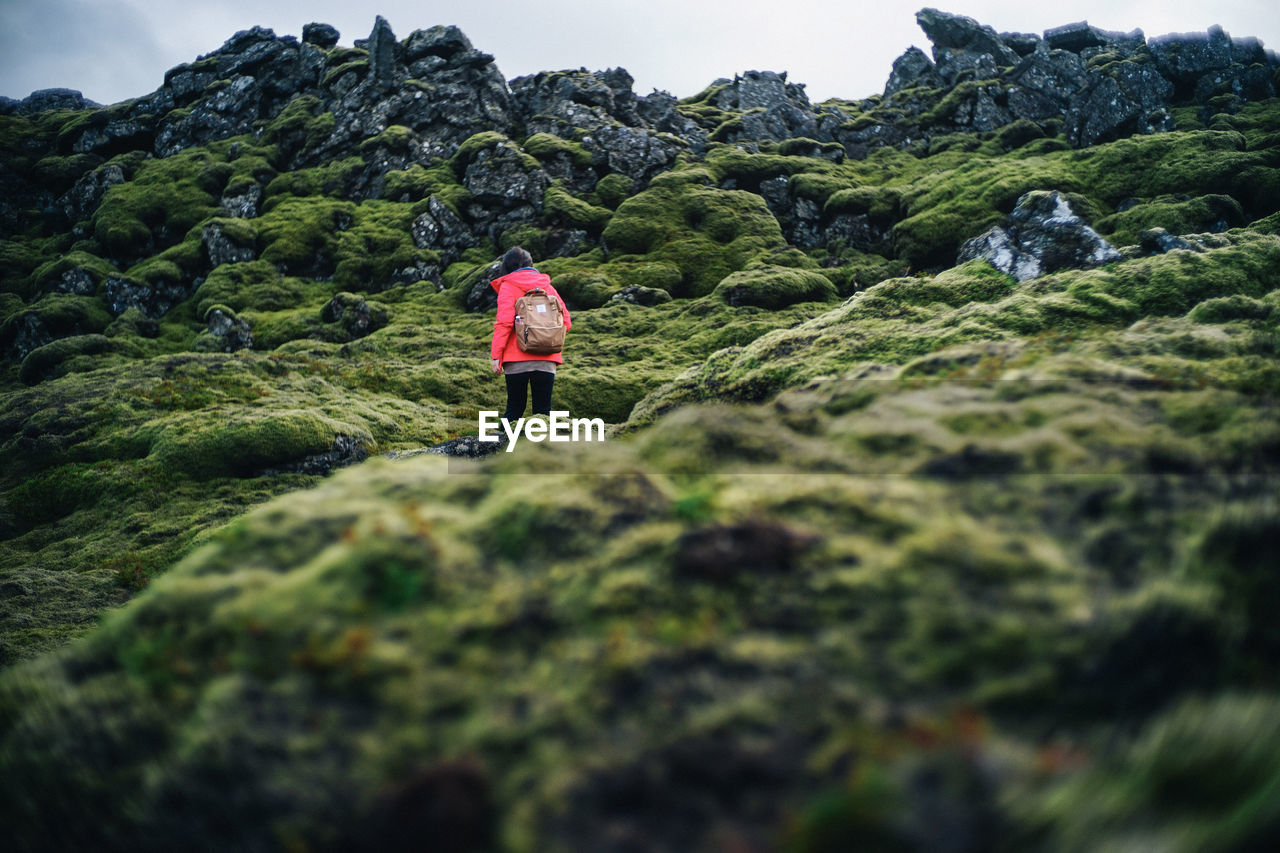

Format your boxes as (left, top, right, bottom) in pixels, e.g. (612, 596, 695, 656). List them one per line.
(489, 268, 572, 365)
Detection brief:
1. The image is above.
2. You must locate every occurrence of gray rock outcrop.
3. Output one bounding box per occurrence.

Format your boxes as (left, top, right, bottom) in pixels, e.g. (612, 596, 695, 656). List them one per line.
(959, 191, 1122, 280)
(204, 307, 254, 351)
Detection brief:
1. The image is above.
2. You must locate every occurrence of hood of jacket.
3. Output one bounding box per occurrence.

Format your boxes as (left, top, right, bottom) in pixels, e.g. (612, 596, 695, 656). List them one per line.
(489, 267, 551, 294)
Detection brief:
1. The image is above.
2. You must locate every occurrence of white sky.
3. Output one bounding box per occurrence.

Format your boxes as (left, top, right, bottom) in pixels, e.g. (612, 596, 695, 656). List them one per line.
(1, 1, 1276, 105)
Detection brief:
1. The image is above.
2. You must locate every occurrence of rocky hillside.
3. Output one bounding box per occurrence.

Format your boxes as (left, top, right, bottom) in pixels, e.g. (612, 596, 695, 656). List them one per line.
(2, 8, 1279, 851)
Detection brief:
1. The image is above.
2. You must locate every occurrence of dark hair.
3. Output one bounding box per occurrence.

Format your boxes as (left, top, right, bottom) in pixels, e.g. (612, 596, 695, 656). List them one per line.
(499, 247, 534, 276)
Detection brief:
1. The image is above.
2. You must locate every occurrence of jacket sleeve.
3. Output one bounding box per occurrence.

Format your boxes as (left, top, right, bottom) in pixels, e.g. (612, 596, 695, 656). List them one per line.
(490, 282, 515, 360)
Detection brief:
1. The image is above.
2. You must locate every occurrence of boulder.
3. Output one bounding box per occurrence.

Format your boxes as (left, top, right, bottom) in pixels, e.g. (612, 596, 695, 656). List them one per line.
(461, 141, 550, 236)
(204, 307, 253, 351)
(582, 125, 684, 184)
(916, 8, 1020, 65)
(404, 25, 474, 63)
(1000, 32, 1042, 57)
(220, 183, 263, 218)
(1065, 62, 1174, 146)
(15, 88, 99, 115)
(463, 261, 503, 313)
(1149, 26, 1236, 88)
(510, 68, 640, 130)
(61, 163, 125, 223)
(155, 75, 265, 157)
(885, 47, 938, 96)
(302, 23, 340, 49)
(202, 222, 258, 267)
(55, 268, 97, 296)
(412, 196, 477, 267)
(611, 285, 672, 307)
(6, 314, 52, 361)
(104, 276, 191, 317)
(367, 16, 400, 88)
(1044, 22, 1144, 53)
(1139, 227, 1200, 255)
(321, 292, 390, 339)
(959, 190, 1121, 280)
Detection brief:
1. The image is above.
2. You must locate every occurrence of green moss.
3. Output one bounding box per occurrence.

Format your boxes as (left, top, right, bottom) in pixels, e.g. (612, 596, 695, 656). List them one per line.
(1030, 694, 1280, 849)
(603, 183, 784, 297)
(322, 60, 369, 88)
(91, 148, 226, 257)
(823, 185, 903, 222)
(713, 265, 839, 309)
(590, 173, 635, 210)
(523, 133, 593, 168)
(332, 200, 426, 291)
(0, 239, 49, 298)
(359, 124, 415, 155)
(449, 131, 540, 179)
(193, 261, 315, 317)
(31, 152, 104, 193)
(1097, 194, 1247, 245)
(29, 250, 118, 294)
(543, 183, 611, 232)
(0, 293, 112, 351)
(551, 270, 617, 310)
(149, 412, 363, 479)
(18, 334, 115, 385)
(381, 162, 466, 206)
(265, 158, 364, 204)
(255, 197, 355, 274)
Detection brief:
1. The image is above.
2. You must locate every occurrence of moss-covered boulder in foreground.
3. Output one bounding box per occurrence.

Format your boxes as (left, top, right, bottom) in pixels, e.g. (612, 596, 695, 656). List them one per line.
(3, 370, 1278, 849)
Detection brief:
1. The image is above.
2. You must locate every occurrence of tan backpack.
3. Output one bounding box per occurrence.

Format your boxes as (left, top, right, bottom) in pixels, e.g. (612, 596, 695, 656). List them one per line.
(513, 288, 566, 355)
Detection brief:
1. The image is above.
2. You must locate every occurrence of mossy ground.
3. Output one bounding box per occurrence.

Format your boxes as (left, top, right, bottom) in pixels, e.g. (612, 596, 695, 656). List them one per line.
(1, 78, 1279, 851)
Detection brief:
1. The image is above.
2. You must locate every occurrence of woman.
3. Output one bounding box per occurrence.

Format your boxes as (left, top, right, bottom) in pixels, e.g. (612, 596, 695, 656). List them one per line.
(489, 247, 571, 422)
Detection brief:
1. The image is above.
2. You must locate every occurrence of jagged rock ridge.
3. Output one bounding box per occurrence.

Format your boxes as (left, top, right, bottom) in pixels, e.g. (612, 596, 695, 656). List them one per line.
(1, 8, 1278, 369)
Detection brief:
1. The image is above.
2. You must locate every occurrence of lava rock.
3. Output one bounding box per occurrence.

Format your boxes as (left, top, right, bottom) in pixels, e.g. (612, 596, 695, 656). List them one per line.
(611, 285, 672, 306)
(261, 434, 370, 475)
(104, 276, 191, 318)
(958, 190, 1121, 280)
(302, 23, 340, 49)
(411, 196, 476, 267)
(14, 88, 99, 115)
(321, 292, 389, 339)
(202, 222, 258, 267)
(367, 16, 400, 88)
(1044, 22, 1144, 54)
(60, 163, 125, 223)
(1065, 60, 1175, 146)
(1139, 227, 1199, 255)
(916, 8, 1021, 66)
(55, 268, 97, 296)
(582, 124, 684, 183)
(204, 306, 254, 351)
(220, 183, 263, 218)
(1149, 26, 1235, 89)
(885, 47, 939, 96)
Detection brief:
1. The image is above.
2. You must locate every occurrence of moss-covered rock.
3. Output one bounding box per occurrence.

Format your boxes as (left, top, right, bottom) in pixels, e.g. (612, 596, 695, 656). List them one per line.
(713, 264, 839, 309)
(603, 182, 785, 297)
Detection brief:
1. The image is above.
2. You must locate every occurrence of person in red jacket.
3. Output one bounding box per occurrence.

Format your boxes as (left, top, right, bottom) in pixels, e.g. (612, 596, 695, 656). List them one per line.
(489, 247, 572, 422)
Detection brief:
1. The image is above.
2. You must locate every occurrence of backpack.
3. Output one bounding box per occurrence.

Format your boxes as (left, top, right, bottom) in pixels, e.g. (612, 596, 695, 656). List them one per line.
(513, 288, 566, 355)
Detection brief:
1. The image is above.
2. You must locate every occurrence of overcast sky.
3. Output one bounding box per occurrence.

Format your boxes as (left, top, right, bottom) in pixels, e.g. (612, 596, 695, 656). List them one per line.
(2, 1, 1276, 105)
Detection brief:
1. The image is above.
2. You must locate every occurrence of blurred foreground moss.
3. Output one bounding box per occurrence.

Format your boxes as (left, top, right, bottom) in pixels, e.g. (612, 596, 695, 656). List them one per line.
(1, 370, 1277, 848)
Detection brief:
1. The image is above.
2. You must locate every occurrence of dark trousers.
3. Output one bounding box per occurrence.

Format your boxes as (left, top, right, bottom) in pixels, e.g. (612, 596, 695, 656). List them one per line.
(503, 370, 554, 421)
